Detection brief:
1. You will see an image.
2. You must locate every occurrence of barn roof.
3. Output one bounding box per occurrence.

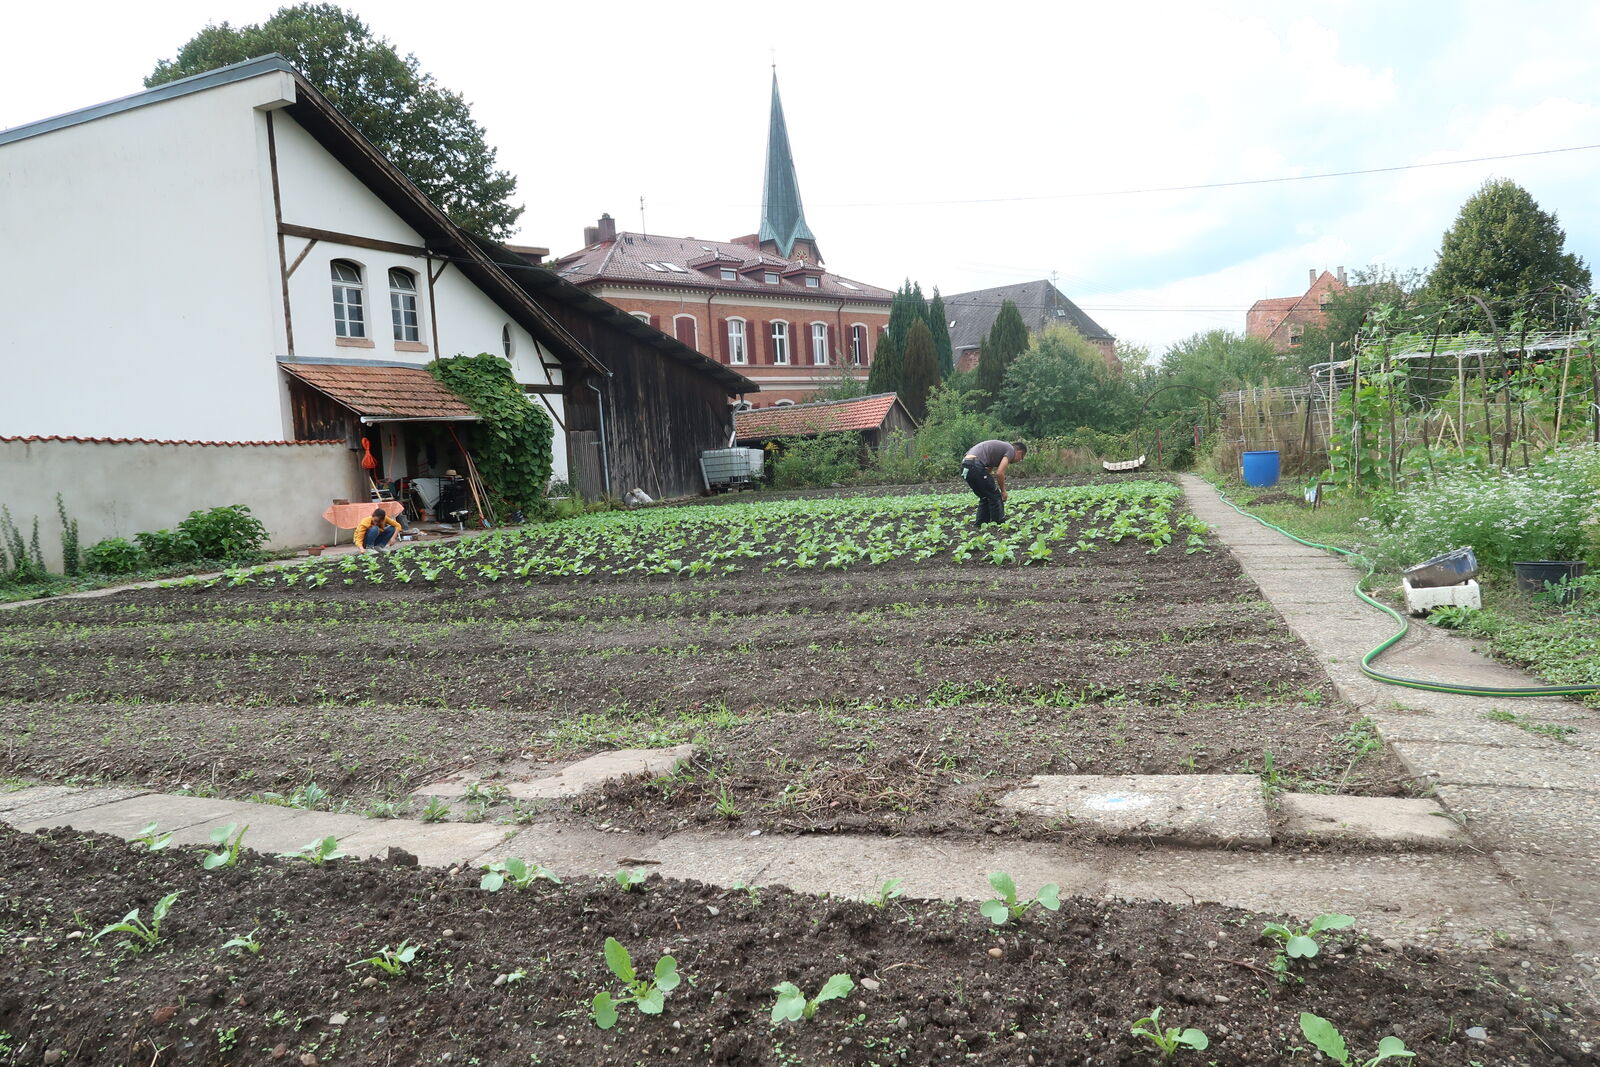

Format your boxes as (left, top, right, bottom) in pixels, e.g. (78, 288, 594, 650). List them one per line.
(279, 361, 477, 420)
(733, 392, 910, 441)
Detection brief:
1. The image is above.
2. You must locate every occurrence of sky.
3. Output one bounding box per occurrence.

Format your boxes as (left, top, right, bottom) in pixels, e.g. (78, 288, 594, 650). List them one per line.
(6, 0, 1600, 354)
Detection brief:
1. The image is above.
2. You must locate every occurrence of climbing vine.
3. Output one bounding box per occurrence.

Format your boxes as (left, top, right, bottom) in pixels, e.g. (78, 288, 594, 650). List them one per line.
(429, 354, 555, 517)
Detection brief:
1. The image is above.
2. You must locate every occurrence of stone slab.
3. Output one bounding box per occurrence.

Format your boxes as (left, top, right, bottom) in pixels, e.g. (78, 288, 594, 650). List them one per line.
(413, 744, 695, 800)
(1279, 792, 1468, 847)
(997, 774, 1271, 847)
(1370, 712, 1592, 752)
(156, 805, 356, 854)
(474, 824, 657, 877)
(2, 787, 147, 829)
(11, 793, 245, 836)
(1495, 852, 1600, 971)
(0, 786, 80, 815)
(1398, 742, 1598, 792)
(1434, 785, 1600, 858)
(338, 821, 517, 868)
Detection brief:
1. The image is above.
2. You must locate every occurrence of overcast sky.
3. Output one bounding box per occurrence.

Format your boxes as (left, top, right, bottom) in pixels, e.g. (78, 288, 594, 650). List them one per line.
(7, 1, 1599, 353)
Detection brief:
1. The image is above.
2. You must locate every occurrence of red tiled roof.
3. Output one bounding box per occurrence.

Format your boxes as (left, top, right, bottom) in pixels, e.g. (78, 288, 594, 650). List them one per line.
(280, 362, 477, 419)
(1, 435, 340, 446)
(553, 232, 893, 302)
(734, 393, 905, 440)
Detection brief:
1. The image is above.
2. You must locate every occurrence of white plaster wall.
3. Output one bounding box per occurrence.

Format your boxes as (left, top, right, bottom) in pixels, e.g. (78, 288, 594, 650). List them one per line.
(0, 74, 294, 441)
(0, 438, 365, 571)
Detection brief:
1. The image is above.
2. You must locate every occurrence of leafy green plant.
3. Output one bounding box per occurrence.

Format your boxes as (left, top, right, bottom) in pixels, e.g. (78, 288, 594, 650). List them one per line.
(979, 871, 1061, 925)
(419, 796, 451, 822)
(55, 494, 80, 577)
(221, 930, 262, 955)
(1298, 1012, 1414, 1066)
(615, 868, 648, 892)
(132, 821, 173, 851)
(84, 536, 148, 575)
(177, 505, 270, 562)
(1262, 913, 1354, 980)
(712, 783, 742, 819)
(1426, 604, 1480, 630)
(135, 527, 202, 567)
(480, 857, 561, 891)
(429, 354, 555, 516)
(200, 823, 248, 870)
(92, 891, 180, 954)
(868, 877, 905, 908)
(771, 973, 854, 1024)
(1130, 1006, 1209, 1059)
(590, 937, 680, 1029)
(348, 941, 420, 977)
(280, 835, 345, 865)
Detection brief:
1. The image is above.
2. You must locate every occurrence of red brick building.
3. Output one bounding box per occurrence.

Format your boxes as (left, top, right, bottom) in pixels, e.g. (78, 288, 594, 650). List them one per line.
(1246, 268, 1349, 351)
(548, 76, 893, 406)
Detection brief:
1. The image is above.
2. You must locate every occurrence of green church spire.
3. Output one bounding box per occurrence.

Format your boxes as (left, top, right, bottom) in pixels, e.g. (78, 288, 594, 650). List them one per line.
(758, 73, 817, 260)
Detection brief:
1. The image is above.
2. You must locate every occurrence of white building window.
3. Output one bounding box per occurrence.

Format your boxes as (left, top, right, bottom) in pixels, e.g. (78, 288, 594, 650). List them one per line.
(811, 322, 829, 366)
(720, 267, 737, 281)
(764, 271, 780, 285)
(727, 318, 747, 365)
(850, 323, 867, 366)
(632, 312, 651, 323)
(771, 321, 790, 365)
(774, 399, 795, 407)
(331, 260, 365, 338)
(388, 269, 419, 342)
(502, 324, 516, 359)
(804, 275, 820, 288)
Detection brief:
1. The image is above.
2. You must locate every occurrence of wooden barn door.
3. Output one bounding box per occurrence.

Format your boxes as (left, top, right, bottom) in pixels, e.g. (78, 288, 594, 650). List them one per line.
(568, 430, 606, 500)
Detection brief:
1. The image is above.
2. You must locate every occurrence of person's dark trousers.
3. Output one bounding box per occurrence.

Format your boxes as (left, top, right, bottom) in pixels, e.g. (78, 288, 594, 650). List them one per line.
(363, 526, 396, 549)
(961, 458, 1004, 525)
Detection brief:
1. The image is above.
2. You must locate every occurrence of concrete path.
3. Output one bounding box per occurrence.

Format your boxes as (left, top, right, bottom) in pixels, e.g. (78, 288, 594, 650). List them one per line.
(0, 784, 1552, 958)
(1179, 474, 1600, 982)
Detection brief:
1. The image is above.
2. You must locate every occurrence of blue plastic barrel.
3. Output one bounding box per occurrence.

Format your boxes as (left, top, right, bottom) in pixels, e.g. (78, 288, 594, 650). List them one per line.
(1241, 450, 1281, 488)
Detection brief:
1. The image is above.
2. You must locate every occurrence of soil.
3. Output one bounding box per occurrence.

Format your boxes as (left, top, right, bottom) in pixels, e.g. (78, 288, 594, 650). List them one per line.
(0, 825, 1588, 1066)
(0, 524, 1408, 838)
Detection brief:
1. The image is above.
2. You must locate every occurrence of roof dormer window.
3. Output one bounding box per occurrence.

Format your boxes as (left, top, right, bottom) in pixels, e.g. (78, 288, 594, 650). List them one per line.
(804, 276, 820, 288)
(764, 272, 780, 285)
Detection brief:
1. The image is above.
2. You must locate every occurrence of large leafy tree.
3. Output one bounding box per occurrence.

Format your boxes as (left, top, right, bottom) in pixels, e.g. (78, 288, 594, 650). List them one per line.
(1426, 179, 1590, 329)
(148, 4, 523, 239)
(1292, 266, 1425, 371)
(928, 288, 954, 378)
(994, 327, 1130, 437)
(975, 300, 1029, 410)
(900, 320, 940, 421)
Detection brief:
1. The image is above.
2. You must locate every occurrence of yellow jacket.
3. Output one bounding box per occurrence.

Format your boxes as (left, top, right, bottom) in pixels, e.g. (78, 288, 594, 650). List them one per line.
(353, 514, 402, 547)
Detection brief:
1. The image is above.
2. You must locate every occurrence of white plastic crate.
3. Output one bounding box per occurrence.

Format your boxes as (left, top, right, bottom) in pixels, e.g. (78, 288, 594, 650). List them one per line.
(1403, 578, 1481, 617)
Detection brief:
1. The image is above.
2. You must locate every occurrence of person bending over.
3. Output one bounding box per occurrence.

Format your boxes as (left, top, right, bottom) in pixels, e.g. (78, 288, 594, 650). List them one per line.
(353, 508, 402, 552)
(960, 440, 1027, 526)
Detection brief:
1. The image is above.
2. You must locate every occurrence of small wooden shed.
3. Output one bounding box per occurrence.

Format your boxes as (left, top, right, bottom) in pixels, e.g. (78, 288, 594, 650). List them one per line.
(732, 392, 917, 450)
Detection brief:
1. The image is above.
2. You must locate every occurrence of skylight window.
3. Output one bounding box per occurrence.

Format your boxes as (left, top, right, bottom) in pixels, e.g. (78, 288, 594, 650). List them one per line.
(644, 262, 666, 272)
(664, 263, 688, 273)
(838, 281, 861, 291)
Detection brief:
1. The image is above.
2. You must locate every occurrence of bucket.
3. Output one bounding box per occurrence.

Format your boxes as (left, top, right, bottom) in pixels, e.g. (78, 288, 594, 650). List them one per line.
(1404, 547, 1479, 588)
(1512, 560, 1588, 602)
(1241, 450, 1281, 488)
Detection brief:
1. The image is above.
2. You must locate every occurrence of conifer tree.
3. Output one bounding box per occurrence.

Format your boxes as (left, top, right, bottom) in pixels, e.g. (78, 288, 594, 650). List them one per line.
(975, 300, 1029, 409)
(866, 328, 903, 395)
(900, 320, 940, 420)
(884, 280, 923, 355)
(928, 288, 954, 377)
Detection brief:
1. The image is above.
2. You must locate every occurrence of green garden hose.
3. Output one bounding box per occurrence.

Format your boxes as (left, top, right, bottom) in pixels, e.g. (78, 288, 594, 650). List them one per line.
(1212, 487, 1600, 699)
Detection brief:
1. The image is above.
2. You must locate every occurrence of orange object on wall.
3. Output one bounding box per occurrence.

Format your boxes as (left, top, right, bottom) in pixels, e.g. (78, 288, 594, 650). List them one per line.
(322, 501, 404, 530)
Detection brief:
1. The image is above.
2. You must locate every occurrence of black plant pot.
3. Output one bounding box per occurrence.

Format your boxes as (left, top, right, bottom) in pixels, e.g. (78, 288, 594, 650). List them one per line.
(1511, 560, 1588, 602)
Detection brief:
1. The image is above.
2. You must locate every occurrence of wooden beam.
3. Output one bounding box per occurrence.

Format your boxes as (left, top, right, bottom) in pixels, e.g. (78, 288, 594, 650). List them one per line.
(521, 384, 564, 395)
(285, 237, 318, 279)
(279, 222, 431, 258)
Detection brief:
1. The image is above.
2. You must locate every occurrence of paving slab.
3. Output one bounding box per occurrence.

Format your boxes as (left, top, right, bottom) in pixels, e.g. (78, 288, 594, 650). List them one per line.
(3, 787, 148, 829)
(1371, 711, 1597, 752)
(997, 774, 1271, 847)
(13, 793, 248, 836)
(1396, 742, 1598, 791)
(157, 805, 354, 853)
(1495, 852, 1600, 972)
(474, 823, 658, 876)
(1434, 785, 1600, 858)
(1278, 792, 1468, 847)
(413, 744, 695, 800)
(0, 785, 84, 815)
(337, 820, 516, 867)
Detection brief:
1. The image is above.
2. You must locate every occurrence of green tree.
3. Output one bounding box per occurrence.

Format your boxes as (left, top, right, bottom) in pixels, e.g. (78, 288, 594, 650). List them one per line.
(148, 4, 523, 239)
(1426, 179, 1590, 329)
(928, 289, 954, 377)
(900, 320, 940, 421)
(1293, 266, 1425, 371)
(994, 326, 1126, 437)
(883, 280, 926, 355)
(865, 328, 902, 395)
(975, 300, 1029, 410)
(915, 385, 1007, 466)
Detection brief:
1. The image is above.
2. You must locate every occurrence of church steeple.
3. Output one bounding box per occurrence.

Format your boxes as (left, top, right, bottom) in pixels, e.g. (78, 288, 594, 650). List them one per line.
(758, 72, 818, 262)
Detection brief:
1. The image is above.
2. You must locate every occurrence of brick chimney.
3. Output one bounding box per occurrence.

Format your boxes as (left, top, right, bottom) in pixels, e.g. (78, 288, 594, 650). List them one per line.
(1337, 266, 1347, 285)
(1308, 268, 1316, 287)
(583, 224, 599, 246)
(596, 213, 617, 242)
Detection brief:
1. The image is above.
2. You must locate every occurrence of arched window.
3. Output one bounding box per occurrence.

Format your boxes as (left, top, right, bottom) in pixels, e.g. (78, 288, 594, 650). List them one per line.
(727, 318, 748, 365)
(774, 399, 796, 407)
(631, 311, 651, 323)
(850, 324, 868, 366)
(331, 260, 365, 338)
(673, 314, 698, 349)
(810, 322, 829, 366)
(388, 269, 420, 342)
(771, 320, 790, 365)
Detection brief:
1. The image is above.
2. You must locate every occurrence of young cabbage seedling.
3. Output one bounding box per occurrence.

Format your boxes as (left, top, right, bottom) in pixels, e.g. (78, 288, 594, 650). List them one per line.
(280, 835, 345, 865)
(347, 941, 420, 977)
(771, 974, 854, 1024)
(590, 936, 680, 1029)
(132, 821, 173, 851)
(1299, 1012, 1414, 1066)
(979, 871, 1061, 926)
(615, 868, 648, 892)
(480, 857, 561, 892)
(1130, 1006, 1209, 1059)
(1262, 913, 1354, 980)
(201, 823, 248, 870)
(92, 891, 181, 954)
(869, 877, 906, 908)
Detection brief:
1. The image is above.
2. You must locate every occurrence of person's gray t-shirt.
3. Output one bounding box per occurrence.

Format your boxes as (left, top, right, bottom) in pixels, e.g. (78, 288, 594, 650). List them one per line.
(967, 440, 1016, 468)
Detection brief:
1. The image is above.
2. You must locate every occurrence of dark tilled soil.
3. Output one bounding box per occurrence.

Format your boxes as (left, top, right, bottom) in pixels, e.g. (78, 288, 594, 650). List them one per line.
(0, 826, 1588, 1066)
(0, 532, 1405, 835)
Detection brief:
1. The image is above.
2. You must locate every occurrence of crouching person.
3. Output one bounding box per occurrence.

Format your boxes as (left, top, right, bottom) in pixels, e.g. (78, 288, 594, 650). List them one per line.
(354, 508, 402, 552)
